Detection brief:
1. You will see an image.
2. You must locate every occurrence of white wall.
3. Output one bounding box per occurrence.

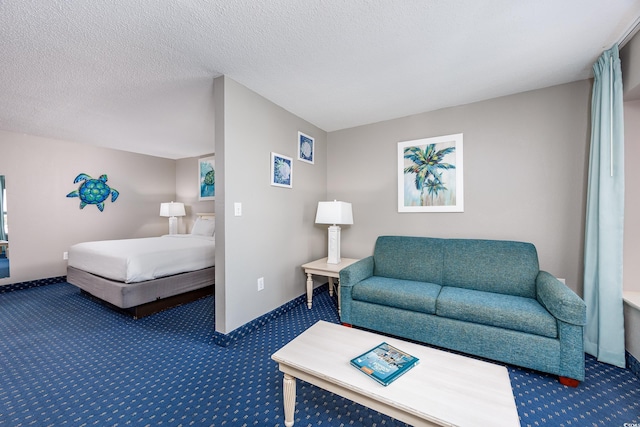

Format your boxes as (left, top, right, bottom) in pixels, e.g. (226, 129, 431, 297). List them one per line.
(214, 76, 327, 334)
(328, 81, 591, 295)
(0, 130, 176, 285)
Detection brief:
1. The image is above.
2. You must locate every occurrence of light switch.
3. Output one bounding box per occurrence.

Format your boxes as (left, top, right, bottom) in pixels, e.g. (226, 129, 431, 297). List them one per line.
(234, 202, 242, 216)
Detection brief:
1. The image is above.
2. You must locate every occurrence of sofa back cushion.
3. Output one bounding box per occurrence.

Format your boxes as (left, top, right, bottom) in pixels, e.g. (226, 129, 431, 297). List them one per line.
(373, 236, 444, 283)
(443, 239, 539, 298)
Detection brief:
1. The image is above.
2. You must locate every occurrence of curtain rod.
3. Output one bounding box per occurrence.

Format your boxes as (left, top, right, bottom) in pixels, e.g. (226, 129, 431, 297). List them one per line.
(618, 14, 640, 48)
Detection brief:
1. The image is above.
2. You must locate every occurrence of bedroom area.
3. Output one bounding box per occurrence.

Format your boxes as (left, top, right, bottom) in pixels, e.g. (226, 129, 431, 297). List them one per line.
(0, 136, 221, 316)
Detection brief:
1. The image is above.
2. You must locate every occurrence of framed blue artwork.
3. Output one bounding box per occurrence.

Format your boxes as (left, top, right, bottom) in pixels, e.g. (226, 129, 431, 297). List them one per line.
(270, 152, 293, 188)
(398, 133, 464, 212)
(297, 131, 314, 164)
(199, 156, 215, 200)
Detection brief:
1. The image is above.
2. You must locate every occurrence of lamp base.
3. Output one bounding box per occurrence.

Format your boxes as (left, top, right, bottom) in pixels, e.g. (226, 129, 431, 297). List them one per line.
(168, 216, 178, 235)
(326, 225, 341, 264)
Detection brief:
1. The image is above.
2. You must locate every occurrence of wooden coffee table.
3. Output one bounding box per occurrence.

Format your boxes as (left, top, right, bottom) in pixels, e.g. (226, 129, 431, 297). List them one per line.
(272, 321, 520, 427)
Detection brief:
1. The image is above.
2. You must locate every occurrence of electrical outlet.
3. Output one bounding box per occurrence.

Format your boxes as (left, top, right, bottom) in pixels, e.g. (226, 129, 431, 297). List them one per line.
(63, 251, 68, 260)
(558, 278, 566, 284)
(257, 277, 264, 291)
(234, 202, 242, 216)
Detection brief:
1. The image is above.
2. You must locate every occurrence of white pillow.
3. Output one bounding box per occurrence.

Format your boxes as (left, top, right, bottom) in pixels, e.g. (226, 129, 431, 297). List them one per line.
(191, 218, 215, 237)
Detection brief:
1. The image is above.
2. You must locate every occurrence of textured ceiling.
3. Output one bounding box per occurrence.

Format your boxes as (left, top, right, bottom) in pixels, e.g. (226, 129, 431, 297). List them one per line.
(1, 1, 640, 159)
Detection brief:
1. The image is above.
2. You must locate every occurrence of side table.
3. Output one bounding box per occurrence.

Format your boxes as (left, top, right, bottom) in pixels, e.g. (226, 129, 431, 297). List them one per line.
(301, 257, 360, 314)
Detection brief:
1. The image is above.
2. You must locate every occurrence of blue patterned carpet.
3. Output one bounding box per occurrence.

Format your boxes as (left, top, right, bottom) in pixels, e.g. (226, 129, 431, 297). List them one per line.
(0, 282, 639, 426)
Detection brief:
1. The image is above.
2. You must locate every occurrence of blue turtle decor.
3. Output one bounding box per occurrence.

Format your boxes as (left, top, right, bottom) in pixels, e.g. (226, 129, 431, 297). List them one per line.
(67, 173, 119, 212)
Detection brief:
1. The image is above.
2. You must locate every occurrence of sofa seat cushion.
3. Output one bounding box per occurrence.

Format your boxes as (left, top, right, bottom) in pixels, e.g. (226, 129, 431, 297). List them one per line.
(436, 287, 558, 338)
(351, 276, 442, 315)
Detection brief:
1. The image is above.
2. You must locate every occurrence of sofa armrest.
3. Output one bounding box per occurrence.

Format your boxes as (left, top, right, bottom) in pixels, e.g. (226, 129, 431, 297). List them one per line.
(340, 256, 374, 288)
(339, 256, 374, 324)
(536, 271, 586, 326)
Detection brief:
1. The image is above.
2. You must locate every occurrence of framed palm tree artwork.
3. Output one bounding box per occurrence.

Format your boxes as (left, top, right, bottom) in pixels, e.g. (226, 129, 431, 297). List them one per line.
(397, 133, 464, 212)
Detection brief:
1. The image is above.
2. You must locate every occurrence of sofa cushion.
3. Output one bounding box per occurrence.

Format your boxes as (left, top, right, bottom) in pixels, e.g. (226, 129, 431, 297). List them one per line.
(351, 276, 442, 315)
(443, 239, 539, 298)
(373, 236, 444, 284)
(436, 286, 557, 338)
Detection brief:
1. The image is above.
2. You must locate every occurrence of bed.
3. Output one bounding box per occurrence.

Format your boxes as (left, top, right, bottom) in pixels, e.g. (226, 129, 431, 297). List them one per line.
(67, 213, 215, 318)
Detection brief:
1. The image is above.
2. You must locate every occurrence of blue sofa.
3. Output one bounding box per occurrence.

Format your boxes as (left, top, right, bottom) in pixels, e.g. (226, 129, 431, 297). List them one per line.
(339, 236, 587, 385)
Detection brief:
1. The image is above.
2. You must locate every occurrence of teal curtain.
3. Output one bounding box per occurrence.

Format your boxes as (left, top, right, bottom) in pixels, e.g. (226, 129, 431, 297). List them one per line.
(0, 175, 6, 241)
(583, 44, 625, 368)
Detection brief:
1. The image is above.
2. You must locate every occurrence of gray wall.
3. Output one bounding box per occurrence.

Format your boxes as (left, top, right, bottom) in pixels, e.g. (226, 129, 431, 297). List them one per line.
(622, 32, 640, 293)
(328, 80, 591, 295)
(622, 30, 640, 100)
(214, 76, 327, 333)
(624, 100, 640, 293)
(0, 130, 176, 285)
(623, 101, 640, 362)
(622, 32, 640, 362)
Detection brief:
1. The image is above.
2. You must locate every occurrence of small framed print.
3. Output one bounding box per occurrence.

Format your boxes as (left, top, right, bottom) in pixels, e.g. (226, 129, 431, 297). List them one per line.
(297, 132, 314, 164)
(198, 155, 215, 201)
(270, 152, 293, 188)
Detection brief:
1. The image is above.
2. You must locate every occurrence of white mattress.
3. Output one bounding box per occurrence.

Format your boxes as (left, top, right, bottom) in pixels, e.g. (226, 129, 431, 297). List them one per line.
(68, 235, 215, 283)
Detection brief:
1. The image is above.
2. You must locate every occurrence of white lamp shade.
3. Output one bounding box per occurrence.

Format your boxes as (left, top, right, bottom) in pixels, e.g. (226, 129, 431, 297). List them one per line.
(315, 201, 353, 225)
(160, 202, 186, 217)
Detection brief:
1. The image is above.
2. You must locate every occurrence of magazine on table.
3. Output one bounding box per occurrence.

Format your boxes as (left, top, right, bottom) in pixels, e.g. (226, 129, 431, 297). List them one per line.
(350, 342, 419, 386)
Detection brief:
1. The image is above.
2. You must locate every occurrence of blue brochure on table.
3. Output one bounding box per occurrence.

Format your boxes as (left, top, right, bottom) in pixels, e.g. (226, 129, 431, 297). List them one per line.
(350, 342, 420, 386)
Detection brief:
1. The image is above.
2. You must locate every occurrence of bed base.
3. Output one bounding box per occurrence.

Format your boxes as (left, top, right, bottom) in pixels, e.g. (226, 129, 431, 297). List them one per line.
(67, 265, 215, 319)
(80, 285, 213, 319)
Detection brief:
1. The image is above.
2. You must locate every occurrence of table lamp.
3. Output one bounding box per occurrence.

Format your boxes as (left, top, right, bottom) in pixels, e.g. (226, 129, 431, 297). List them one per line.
(160, 201, 186, 235)
(315, 200, 353, 264)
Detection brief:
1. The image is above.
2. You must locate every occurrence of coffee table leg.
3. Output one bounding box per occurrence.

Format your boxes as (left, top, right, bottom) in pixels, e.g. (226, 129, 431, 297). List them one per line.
(306, 273, 313, 309)
(283, 373, 296, 427)
(328, 277, 334, 296)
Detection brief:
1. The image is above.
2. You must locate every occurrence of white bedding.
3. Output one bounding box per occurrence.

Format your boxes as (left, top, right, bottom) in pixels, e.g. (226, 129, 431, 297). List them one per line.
(68, 235, 215, 284)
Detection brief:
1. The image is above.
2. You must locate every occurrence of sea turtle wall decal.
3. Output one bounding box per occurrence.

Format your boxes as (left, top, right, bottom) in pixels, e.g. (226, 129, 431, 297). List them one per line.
(66, 173, 119, 212)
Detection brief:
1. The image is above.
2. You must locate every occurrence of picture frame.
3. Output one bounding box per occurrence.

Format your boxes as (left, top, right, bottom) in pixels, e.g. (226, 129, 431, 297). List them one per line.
(297, 131, 314, 164)
(398, 133, 463, 212)
(198, 155, 215, 200)
(270, 152, 293, 188)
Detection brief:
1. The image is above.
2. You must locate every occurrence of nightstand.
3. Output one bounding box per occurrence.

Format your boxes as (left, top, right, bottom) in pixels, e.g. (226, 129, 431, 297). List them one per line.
(301, 257, 360, 314)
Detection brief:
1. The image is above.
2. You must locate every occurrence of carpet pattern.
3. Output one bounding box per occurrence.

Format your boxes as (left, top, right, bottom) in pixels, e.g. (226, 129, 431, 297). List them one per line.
(0, 282, 639, 427)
